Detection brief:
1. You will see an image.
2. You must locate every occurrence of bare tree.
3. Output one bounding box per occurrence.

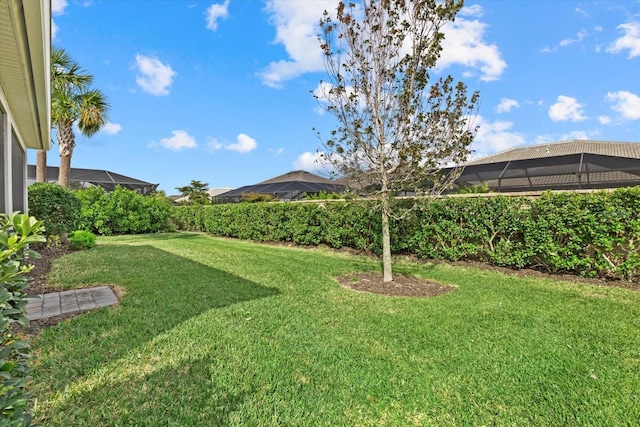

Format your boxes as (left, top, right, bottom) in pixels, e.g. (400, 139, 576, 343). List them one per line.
(316, 0, 480, 282)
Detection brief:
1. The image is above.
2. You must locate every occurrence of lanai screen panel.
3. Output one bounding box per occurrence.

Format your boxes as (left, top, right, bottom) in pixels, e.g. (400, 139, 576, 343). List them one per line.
(456, 153, 640, 191)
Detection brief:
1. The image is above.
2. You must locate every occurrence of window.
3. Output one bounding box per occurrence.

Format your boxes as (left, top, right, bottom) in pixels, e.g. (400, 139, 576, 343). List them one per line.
(0, 106, 5, 213)
(11, 130, 25, 213)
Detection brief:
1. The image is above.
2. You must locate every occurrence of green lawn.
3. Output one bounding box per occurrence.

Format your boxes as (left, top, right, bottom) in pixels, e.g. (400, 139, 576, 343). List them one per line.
(30, 233, 640, 426)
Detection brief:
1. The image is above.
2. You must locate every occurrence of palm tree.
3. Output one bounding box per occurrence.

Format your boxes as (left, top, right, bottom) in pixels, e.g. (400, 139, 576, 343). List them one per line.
(50, 47, 110, 188)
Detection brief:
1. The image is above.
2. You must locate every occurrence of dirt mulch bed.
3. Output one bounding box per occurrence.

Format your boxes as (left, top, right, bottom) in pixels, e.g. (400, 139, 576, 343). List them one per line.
(336, 272, 455, 297)
(21, 242, 80, 334)
(26, 242, 76, 296)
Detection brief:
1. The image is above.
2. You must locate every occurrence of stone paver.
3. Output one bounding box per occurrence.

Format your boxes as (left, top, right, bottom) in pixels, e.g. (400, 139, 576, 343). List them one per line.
(26, 286, 118, 320)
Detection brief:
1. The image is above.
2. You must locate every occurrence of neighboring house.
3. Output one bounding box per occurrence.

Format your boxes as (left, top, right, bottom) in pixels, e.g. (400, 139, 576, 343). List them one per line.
(0, 0, 51, 213)
(27, 165, 159, 195)
(216, 170, 344, 202)
(456, 140, 640, 192)
(174, 187, 234, 204)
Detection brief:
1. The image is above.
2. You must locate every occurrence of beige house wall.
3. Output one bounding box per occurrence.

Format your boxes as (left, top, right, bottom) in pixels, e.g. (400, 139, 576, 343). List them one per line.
(0, 0, 51, 213)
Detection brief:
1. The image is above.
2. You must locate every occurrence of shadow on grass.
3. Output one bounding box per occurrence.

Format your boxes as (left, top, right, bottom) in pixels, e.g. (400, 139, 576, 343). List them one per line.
(32, 244, 279, 394)
(38, 353, 253, 426)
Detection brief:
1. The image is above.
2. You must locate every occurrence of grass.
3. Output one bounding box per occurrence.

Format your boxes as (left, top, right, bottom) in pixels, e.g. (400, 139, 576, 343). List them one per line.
(30, 232, 640, 426)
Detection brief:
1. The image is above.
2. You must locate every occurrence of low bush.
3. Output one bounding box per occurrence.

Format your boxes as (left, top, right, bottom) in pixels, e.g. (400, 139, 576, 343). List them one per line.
(0, 212, 46, 426)
(27, 183, 81, 235)
(69, 230, 96, 250)
(76, 186, 173, 235)
(171, 188, 640, 281)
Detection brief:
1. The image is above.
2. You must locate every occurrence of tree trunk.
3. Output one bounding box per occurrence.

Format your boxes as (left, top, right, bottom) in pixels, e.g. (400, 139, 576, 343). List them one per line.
(57, 120, 75, 188)
(36, 150, 47, 182)
(381, 194, 393, 282)
(59, 154, 72, 188)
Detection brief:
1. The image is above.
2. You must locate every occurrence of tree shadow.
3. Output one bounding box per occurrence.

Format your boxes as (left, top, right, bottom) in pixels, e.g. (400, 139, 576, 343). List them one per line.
(38, 353, 253, 426)
(31, 244, 279, 396)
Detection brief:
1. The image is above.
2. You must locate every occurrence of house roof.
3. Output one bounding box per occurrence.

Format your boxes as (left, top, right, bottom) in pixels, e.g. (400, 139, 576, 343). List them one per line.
(27, 165, 158, 194)
(457, 140, 640, 192)
(467, 140, 640, 165)
(217, 170, 344, 200)
(257, 170, 335, 185)
(0, 0, 51, 150)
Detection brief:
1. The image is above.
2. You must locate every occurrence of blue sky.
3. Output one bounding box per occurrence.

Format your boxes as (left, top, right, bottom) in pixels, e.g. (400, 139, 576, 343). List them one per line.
(37, 0, 640, 194)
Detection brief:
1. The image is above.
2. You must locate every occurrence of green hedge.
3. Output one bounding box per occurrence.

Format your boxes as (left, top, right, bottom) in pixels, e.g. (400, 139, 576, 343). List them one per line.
(76, 186, 172, 235)
(27, 183, 81, 235)
(28, 184, 173, 237)
(171, 188, 640, 281)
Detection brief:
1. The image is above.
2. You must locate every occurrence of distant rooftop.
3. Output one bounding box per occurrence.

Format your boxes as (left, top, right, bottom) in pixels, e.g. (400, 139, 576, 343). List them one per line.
(468, 140, 640, 165)
(216, 170, 343, 201)
(27, 165, 158, 195)
(458, 140, 640, 192)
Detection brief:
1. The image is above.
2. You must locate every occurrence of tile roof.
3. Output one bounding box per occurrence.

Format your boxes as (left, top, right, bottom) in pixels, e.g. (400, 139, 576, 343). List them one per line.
(467, 140, 640, 165)
(257, 170, 334, 185)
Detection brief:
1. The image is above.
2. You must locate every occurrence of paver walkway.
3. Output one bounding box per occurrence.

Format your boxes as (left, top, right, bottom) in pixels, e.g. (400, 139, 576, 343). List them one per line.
(25, 286, 118, 321)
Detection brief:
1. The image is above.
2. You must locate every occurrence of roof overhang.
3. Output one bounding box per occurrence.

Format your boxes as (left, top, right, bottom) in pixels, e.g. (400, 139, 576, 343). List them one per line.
(0, 0, 51, 150)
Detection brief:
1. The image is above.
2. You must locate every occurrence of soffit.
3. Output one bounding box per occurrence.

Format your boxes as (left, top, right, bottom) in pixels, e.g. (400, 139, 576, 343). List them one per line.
(0, 0, 50, 150)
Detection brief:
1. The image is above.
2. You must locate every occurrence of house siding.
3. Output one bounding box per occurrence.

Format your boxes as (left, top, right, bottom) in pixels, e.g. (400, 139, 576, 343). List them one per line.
(0, 0, 51, 214)
(0, 106, 5, 213)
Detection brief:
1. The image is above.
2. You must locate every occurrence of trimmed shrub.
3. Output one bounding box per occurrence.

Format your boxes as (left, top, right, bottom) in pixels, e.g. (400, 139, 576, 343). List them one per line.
(76, 186, 173, 235)
(0, 212, 46, 426)
(171, 188, 640, 281)
(28, 182, 81, 235)
(69, 230, 96, 250)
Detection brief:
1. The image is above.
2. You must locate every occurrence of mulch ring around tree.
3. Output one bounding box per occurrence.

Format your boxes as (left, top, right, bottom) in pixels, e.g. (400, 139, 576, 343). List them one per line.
(335, 272, 455, 297)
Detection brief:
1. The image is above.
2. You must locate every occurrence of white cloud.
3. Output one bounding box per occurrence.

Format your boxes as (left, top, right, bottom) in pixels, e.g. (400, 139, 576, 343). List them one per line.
(225, 134, 257, 153)
(269, 147, 284, 156)
(206, 134, 258, 153)
(534, 134, 554, 145)
(260, 1, 505, 87)
(460, 4, 483, 18)
(258, 0, 335, 88)
(51, 0, 67, 40)
(101, 122, 122, 135)
(313, 81, 334, 102)
(206, 0, 230, 31)
(206, 138, 224, 152)
(606, 90, 640, 120)
(562, 130, 589, 140)
(548, 96, 587, 122)
(439, 14, 507, 81)
(52, 0, 68, 15)
(155, 130, 197, 151)
(541, 30, 587, 52)
(293, 151, 333, 172)
(607, 22, 640, 58)
(134, 54, 177, 96)
(598, 116, 612, 125)
(536, 130, 594, 144)
(469, 116, 526, 158)
(559, 30, 587, 47)
(496, 98, 519, 113)
(575, 7, 588, 18)
(313, 81, 356, 106)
